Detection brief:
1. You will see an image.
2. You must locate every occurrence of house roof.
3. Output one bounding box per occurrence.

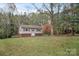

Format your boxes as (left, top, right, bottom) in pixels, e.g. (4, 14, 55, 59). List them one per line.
(20, 25, 42, 29)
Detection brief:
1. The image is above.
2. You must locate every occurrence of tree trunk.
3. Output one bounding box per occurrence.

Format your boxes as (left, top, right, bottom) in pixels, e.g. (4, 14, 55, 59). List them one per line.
(51, 25, 53, 35)
(72, 25, 75, 36)
(50, 3, 54, 35)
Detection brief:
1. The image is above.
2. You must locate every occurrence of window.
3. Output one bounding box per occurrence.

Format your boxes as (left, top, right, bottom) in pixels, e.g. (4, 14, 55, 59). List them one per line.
(22, 27, 29, 31)
(22, 27, 26, 31)
(26, 28, 28, 31)
(31, 28, 35, 32)
(36, 28, 41, 32)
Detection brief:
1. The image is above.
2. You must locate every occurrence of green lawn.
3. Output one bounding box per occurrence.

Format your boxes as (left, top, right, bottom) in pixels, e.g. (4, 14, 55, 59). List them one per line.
(0, 36, 79, 56)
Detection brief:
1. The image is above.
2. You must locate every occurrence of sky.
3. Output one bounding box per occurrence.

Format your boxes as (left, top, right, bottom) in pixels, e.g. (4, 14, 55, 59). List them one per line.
(0, 3, 63, 15)
(16, 3, 43, 14)
(0, 3, 43, 14)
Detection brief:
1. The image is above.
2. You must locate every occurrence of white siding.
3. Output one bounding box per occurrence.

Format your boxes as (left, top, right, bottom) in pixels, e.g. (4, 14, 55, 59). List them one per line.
(19, 26, 43, 34)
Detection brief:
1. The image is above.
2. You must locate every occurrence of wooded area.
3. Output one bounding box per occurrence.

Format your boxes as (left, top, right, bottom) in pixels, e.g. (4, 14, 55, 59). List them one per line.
(0, 3, 79, 39)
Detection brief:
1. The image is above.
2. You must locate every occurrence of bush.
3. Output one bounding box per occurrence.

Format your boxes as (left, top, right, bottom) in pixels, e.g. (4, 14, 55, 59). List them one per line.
(43, 24, 51, 35)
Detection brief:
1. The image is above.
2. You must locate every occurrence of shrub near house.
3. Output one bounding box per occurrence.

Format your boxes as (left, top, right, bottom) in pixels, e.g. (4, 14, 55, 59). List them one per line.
(43, 24, 51, 35)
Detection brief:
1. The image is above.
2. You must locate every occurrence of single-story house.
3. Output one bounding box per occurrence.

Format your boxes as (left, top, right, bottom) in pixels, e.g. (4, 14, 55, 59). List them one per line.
(18, 25, 43, 37)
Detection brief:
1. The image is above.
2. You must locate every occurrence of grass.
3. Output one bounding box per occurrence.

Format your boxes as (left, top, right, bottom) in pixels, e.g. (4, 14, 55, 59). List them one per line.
(0, 36, 79, 56)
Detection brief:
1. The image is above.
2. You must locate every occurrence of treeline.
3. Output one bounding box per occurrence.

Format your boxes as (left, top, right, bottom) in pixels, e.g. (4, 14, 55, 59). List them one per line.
(53, 3, 79, 35)
(0, 3, 50, 39)
(32, 3, 79, 35)
(0, 3, 79, 39)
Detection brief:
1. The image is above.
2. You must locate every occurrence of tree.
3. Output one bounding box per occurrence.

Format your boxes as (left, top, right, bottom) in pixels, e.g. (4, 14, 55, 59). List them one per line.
(32, 3, 57, 35)
(6, 3, 17, 13)
(0, 3, 19, 39)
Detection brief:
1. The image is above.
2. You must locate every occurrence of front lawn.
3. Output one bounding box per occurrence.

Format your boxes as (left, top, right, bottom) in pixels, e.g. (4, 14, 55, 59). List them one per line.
(0, 36, 79, 56)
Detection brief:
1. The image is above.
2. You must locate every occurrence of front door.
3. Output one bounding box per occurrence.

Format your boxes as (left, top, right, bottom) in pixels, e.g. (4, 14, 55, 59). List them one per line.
(31, 29, 35, 36)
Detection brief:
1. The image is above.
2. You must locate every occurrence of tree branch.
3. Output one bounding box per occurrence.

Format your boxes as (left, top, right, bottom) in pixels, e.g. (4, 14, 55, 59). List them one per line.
(32, 3, 43, 13)
(42, 3, 52, 14)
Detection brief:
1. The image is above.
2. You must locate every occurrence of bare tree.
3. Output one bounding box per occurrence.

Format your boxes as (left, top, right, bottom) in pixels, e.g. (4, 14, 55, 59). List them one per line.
(6, 3, 17, 13)
(32, 3, 56, 35)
